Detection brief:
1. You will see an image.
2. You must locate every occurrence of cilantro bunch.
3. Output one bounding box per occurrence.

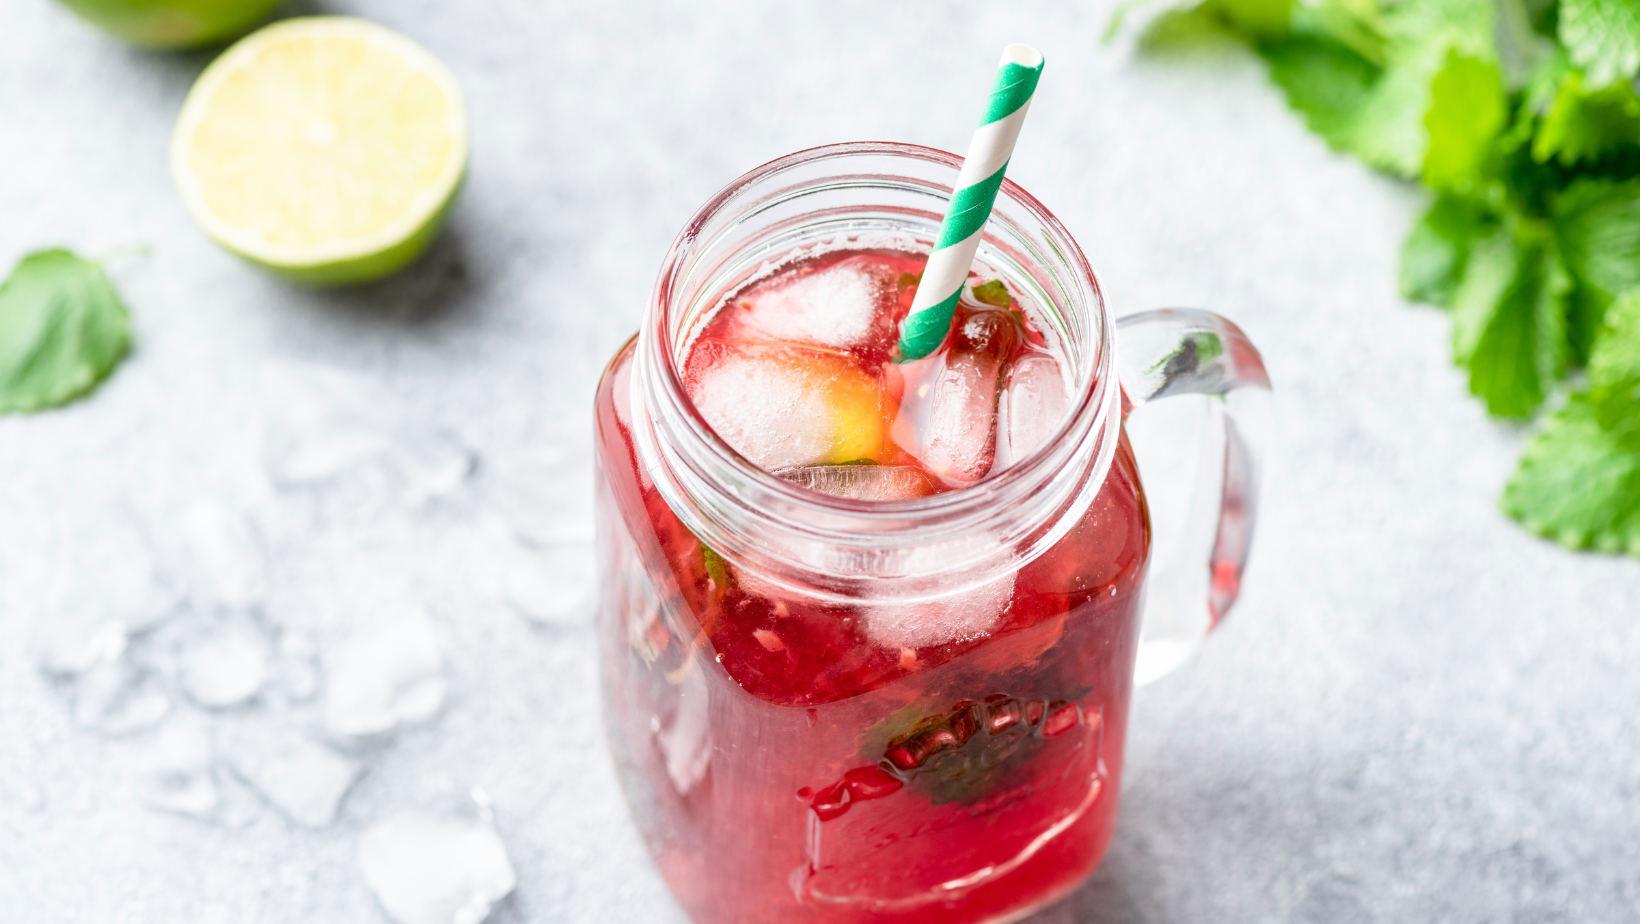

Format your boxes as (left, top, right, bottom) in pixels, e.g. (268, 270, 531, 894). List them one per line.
(1126, 0, 1640, 555)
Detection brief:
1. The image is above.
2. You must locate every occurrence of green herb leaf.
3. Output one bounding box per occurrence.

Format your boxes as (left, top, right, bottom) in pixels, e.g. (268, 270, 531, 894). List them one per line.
(1501, 391, 1640, 553)
(1553, 178, 1640, 362)
(1259, 35, 1381, 149)
(1422, 50, 1507, 190)
(1344, 0, 1498, 176)
(1585, 290, 1640, 450)
(1532, 71, 1640, 165)
(1503, 291, 1640, 552)
(1400, 194, 1494, 306)
(1450, 223, 1568, 417)
(0, 249, 131, 414)
(970, 279, 1012, 308)
(1558, 0, 1640, 89)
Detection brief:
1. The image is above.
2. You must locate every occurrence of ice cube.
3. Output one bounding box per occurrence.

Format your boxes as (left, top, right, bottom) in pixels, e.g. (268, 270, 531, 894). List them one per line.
(177, 501, 267, 611)
(358, 807, 517, 924)
(260, 361, 474, 506)
(323, 606, 446, 737)
(689, 346, 886, 472)
(135, 722, 219, 818)
(903, 311, 1019, 486)
(502, 544, 594, 628)
(176, 614, 271, 709)
(219, 723, 361, 828)
(996, 353, 1069, 468)
(654, 661, 712, 795)
(778, 465, 936, 501)
(492, 449, 594, 547)
(33, 516, 179, 677)
(862, 573, 1016, 650)
(273, 631, 321, 702)
(720, 256, 894, 350)
(73, 659, 172, 736)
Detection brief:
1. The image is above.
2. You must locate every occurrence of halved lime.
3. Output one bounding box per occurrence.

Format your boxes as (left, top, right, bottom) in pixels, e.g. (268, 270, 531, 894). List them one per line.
(171, 17, 468, 287)
(54, 0, 279, 49)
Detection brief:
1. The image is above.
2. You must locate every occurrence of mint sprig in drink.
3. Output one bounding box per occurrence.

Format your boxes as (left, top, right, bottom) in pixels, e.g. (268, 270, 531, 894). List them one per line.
(593, 50, 1272, 924)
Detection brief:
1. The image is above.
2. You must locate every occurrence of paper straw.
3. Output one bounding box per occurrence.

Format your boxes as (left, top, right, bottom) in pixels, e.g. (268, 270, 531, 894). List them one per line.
(896, 44, 1045, 361)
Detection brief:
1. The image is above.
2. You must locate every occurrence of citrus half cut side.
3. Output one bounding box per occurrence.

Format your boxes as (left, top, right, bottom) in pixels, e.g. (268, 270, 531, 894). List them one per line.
(171, 17, 468, 286)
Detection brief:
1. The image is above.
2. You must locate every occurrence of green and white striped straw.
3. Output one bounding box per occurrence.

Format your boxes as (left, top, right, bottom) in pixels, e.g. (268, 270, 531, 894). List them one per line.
(896, 44, 1045, 361)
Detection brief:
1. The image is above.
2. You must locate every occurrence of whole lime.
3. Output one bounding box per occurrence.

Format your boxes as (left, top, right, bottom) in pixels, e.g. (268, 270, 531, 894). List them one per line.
(54, 0, 280, 49)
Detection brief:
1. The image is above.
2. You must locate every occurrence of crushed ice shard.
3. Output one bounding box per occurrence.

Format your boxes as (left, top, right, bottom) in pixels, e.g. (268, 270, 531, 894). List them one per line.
(220, 723, 361, 828)
(358, 807, 517, 924)
(778, 464, 936, 501)
(176, 614, 271, 708)
(323, 606, 446, 737)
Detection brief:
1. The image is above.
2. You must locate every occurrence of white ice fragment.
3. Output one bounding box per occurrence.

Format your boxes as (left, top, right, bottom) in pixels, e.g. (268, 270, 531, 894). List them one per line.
(260, 361, 474, 505)
(492, 449, 594, 546)
(34, 518, 178, 676)
(391, 429, 475, 507)
(996, 353, 1069, 468)
(323, 606, 446, 737)
(220, 724, 361, 828)
(690, 351, 839, 472)
(503, 545, 594, 628)
(862, 573, 1016, 650)
(176, 614, 271, 708)
(721, 256, 890, 349)
(358, 808, 517, 924)
(778, 465, 935, 501)
(655, 663, 712, 795)
(273, 631, 320, 702)
(178, 501, 267, 611)
(73, 659, 172, 736)
(135, 722, 219, 818)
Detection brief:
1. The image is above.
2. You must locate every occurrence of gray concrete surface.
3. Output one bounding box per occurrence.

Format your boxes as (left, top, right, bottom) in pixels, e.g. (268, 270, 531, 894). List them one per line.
(3, 1, 1639, 921)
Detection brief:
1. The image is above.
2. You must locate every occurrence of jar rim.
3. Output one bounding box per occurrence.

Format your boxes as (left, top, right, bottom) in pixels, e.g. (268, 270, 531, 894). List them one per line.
(635, 141, 1121, 588)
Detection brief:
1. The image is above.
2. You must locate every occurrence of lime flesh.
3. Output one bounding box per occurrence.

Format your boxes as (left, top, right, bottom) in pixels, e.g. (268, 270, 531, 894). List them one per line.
(171, 18, 468, 286)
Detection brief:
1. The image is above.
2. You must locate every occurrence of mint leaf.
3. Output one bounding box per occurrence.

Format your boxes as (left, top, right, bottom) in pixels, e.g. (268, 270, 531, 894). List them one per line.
(1502, 392, 1640, 553)
(1259, 36, 1381, 148)
(1401, 194, 1493, 306)
(1559, 0, 1640, 89)
(1345, 0, 1498, 176)
(1504, 291, 1640, 552)
(1451, 224, 1567, 417)
(970, 279, 1012, 308)
(1553, 178, 1640, 362)
(1586, 290, 1640, 450)
(1422, 50, 1507, 190)
(1531, 71, 1640, 165)
(0, 249, 131, 413)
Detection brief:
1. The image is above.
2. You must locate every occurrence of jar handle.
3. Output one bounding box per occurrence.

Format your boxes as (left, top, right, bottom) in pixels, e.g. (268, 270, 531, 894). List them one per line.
(1115, 309, 1272, 685)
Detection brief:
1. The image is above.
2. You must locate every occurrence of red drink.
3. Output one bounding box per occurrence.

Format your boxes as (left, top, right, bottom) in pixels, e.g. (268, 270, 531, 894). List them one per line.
(595, 245, 1149, 922)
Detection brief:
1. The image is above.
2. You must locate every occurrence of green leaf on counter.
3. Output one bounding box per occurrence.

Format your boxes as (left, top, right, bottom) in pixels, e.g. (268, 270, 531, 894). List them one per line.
(1450, 223, 1568, 417)
(1343, 0, 1498, 176)
(1553, 178, 1640, 362)
(0, 248, 131, 414)
(1259, 35, 1381, 148)
(1401, 194, 1494, 306)
(1532, 71, 1640, 165)
(1422, 50, 1507, 190)
(1558, 0, 1640, 89)
(1503, 291, 1640, 553)
(1502, 392, 1640, 553)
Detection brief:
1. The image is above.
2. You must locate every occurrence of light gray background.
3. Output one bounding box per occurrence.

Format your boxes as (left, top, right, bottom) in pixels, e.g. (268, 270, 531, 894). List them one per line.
(3, 1, 1638, 922)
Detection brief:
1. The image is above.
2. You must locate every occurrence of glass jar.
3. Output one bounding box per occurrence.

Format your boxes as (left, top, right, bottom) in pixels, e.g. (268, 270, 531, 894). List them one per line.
(593, 142, 1270, 924)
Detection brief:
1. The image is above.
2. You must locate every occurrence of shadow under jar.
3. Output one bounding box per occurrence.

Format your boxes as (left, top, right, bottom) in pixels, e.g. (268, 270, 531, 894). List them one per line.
(593, 143, 1271, 924)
